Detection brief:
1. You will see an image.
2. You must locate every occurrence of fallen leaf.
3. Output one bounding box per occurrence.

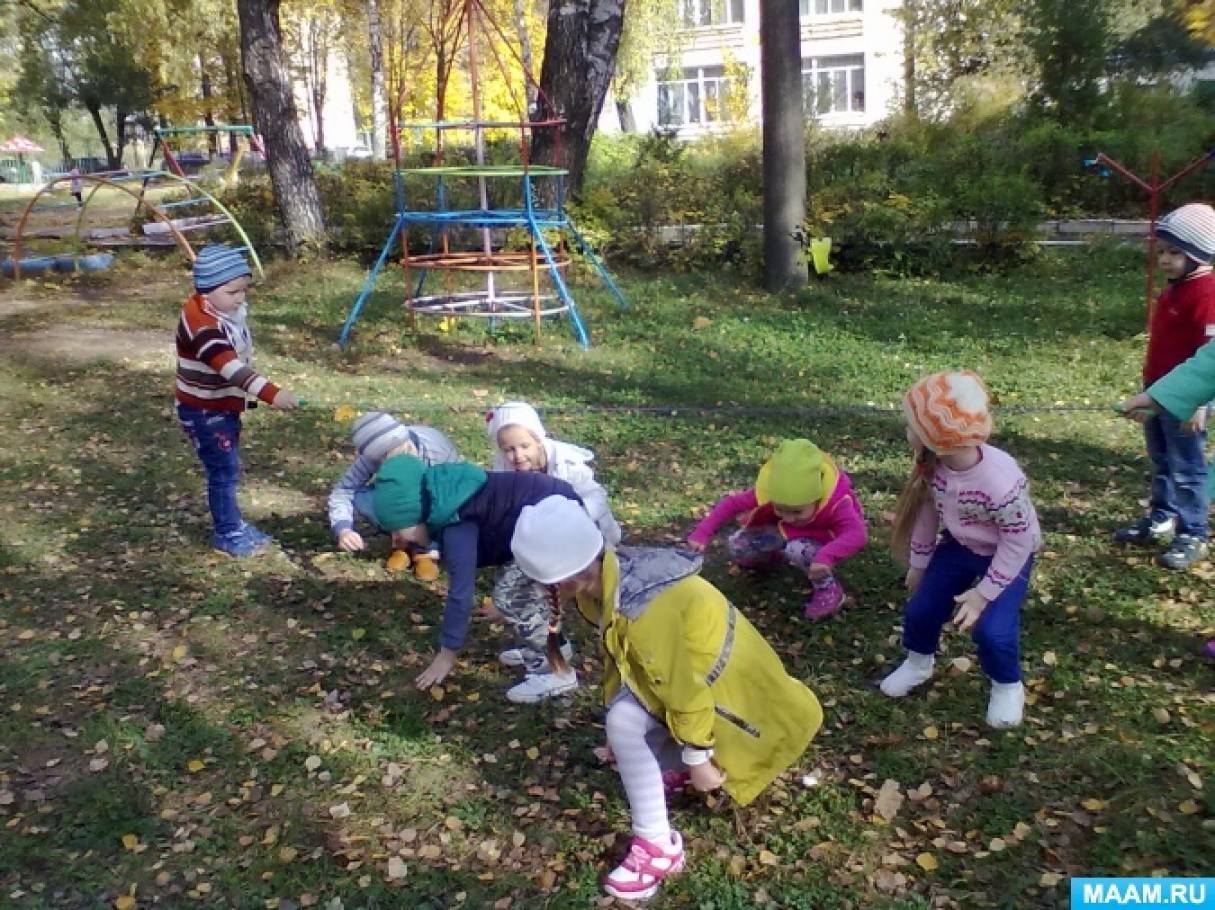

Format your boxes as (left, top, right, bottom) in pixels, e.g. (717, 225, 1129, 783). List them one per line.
(525, 747, 540, 760)
(115, 897, 136, 910)
(950, 657, 973, 673)
(329, 803, 352, 819)
(989, 837, 1006, 852)
(429, 686, 445, 702)
(351, 628, 366, 641)
(915, 853, 938, 871)
(1152, 708, 1171, 724)
(144, 724, 165, 743)
(692, 316, 712, 330)
(874, 779, 904, 821)
(334, 404, 357, 422)
(171, 645, 188, 661)
(1081, 798, 1105, 811)
(758, 849, 779, 866)
(89, 757, 110, 772)
(1042, 651, 1058, 666)
(304, 755, 322, 772)
(187, 759, 205, 774)
(279, 847, 298, 863)
(922, 725, 939, 741)
(1040, 871, 1063, 887)
(1013, 821, 1033, 840)
(121, 833, 140, 850)
(386, 856, 407, 880)
(1178, 800, 1200, 815)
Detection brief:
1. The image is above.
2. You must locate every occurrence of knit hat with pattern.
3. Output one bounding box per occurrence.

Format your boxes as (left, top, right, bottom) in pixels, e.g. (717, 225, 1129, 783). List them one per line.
(351, 412, 413, 464)
(1155, 203, 1215, 265)
(903, 371, 992, 453)
(193, 244, 252, 292)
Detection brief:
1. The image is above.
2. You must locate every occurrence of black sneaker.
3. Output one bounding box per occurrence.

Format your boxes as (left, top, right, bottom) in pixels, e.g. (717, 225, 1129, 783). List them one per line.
(1159, 535, 1208, 570)
(1114, 514, 1175, 545)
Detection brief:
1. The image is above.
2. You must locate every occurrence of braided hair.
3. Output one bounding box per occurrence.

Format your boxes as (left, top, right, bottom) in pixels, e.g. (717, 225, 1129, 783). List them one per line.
(545, 585, 570, 674)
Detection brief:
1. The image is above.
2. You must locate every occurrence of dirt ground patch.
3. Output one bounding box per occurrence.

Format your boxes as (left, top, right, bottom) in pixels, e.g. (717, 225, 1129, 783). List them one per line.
(7, 324, 170, 367)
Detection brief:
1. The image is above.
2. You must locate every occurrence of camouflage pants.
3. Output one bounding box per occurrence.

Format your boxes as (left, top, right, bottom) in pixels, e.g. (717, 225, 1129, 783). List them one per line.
(493, 563, 564, 674)
(728, 527, 834, 587)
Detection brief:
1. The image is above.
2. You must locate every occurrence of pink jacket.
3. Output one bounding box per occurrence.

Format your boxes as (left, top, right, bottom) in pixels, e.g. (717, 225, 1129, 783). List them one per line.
(908, 444, 1041, 601)
(688, 471, 868, 567)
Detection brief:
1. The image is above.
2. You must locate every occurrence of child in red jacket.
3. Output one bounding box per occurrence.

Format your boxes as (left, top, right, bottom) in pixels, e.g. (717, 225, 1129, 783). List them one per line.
(688, 438, 867, 618)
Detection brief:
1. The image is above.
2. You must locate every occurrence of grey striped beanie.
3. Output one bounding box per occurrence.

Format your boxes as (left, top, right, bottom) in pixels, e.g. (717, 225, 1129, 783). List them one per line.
(1155, 203, 1215, 265)
(194, 244, 252, 292)
(352, 412, 413, 464)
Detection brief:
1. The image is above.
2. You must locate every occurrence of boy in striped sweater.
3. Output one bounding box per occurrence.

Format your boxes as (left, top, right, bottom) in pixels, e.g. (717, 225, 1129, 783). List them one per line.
(176, 245, 298, 556)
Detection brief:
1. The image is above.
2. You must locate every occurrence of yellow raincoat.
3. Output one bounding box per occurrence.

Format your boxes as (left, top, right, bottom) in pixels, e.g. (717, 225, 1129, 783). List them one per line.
(575, 547, 823, 806)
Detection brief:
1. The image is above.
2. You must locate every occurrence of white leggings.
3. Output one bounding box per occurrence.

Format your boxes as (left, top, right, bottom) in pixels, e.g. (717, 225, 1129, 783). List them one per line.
(605, 690, 685, 841)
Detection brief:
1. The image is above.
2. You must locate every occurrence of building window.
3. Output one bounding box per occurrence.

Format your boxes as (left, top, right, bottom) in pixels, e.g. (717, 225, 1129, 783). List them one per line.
(682, 0, 744, 27)
(799, 0, 862, 15)
(802, 54, 865, 115)
(657, 66, 737, 126)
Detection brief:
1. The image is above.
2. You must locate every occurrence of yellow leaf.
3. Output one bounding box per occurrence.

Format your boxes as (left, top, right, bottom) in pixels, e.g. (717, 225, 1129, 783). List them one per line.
(1178, 799, 1200, 815)
(279, 846, 298, 863)
(915, 853, 938, 871)
(525, 747, 540, 760)
(758, 849, 779, 865)
(115, 897, 136, 910)
(1042, 651, 1058, 666)
(171, 645, 188, 661)
(1081, 798, 1105, 811)
(187, 759, 205, 773)
(989, 837, 1006, 852)
(429, 686, 445, 701)
(270, 783, 284, 797)
(351, 628, 366, 641)
(922, 725, 939, 740)
(121, 833, 140, 850)
(334, 404, 357, 422)
(692, 316, 712, 330)
(1013, 822, 1033, 840)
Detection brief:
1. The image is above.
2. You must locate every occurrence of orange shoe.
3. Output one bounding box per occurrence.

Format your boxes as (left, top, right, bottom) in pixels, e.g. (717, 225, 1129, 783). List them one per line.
(413, 554, 440, 581)
(385, 549, 411, 572)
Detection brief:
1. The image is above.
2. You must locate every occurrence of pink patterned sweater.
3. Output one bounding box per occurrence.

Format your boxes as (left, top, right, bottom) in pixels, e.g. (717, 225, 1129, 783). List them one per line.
(908, 444, 1041, 600)
(687, 470, 868, 568)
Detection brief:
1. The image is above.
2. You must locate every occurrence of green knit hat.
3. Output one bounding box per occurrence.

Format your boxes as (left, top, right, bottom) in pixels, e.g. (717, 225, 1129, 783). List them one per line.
(372, 455, 488, 535)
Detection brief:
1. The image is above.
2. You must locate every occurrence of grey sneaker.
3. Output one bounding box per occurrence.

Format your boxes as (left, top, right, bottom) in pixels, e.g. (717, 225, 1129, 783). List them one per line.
(1158, 534, 1208, 570)
(1113, 514, 1175, 545)
(499, 640, 573, 668)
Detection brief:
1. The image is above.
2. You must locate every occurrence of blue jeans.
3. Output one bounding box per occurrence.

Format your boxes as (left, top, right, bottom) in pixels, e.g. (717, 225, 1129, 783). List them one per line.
(177, 404, 243, 536)
(1144, 410, 1208, 539)
(903, 535, 1032, 684)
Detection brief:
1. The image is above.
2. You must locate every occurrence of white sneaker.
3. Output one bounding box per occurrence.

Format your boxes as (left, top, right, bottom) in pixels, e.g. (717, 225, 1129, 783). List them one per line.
(986, 681, 1024, 728)
(505, 670, 578, 704)
(499, 640, 572, 668)
(879, 652, 935, 697)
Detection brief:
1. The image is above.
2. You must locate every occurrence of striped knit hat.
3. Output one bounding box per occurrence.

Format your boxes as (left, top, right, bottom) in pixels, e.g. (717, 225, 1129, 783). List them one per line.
(193, 244, 252, 292)
(1155, 203, 1215, 265)
(352, 412, 413, 464)
(903, 371, 992, 453)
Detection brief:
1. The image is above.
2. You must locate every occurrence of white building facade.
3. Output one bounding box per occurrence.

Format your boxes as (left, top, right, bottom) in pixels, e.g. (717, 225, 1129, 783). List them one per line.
(606, 0, 904, 136)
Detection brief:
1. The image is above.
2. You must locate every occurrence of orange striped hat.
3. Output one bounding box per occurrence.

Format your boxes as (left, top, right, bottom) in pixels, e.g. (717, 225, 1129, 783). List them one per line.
(903, 371, 992, 453)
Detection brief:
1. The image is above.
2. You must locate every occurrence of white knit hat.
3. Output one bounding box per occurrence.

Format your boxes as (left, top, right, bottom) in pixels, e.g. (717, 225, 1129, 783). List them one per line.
(486, 402, 547, 444)
(1156, 203, 1215, 265)
(351, 412, 413, 463)
(511, 496, 604, 584)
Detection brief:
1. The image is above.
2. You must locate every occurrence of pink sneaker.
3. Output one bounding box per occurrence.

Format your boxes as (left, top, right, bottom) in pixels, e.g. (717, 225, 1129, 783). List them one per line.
(803, 578, 845, 619)
(661, 769, 691, 795)
(603, 832, 685, 901)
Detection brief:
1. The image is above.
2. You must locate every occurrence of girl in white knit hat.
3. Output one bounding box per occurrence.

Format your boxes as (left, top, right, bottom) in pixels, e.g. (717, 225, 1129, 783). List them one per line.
(511, 496, 822, 901)
(485, 402, 623, 701)
(327, 411, 461, 579)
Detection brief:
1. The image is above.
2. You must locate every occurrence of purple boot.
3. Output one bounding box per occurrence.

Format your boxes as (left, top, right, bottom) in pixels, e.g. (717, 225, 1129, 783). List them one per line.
(803, 578, 845, 619)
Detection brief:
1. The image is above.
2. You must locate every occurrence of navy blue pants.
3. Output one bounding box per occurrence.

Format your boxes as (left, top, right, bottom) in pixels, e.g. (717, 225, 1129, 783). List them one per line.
(903, 535, 1032, 684)
(1144, 410, 1208, 539)
(178, 404, 243, 537)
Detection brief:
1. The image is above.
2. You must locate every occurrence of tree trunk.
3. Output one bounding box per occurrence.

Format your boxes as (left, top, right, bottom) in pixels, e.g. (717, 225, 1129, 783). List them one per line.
(367, 0, 387, 158)
(237, 0, 327, 253)
(615, 97, 635, 132)
(201, 56, 218, 155)
(85, 99, 118, 168)
(902, 0, 917, 117)
(530, 0, 627, 193)
(759, 0, 806, 291)
(511, 0, 539, 113)
(114, 106, 128, 169)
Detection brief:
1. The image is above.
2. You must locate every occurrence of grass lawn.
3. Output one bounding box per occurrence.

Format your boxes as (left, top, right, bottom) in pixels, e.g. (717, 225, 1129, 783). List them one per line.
(0, 248, 1211, 909)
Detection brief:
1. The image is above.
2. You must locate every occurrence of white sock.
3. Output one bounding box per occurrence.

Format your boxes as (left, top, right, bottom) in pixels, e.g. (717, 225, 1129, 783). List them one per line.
(879, 651, 935, 697)
(987, 680, 1024, 728)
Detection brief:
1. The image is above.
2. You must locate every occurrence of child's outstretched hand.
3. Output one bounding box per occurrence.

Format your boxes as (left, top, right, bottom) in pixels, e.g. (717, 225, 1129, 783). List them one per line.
(338, 529, 365, 552)
(685, 538, 706, 553)
(1183, 408, 1207, 434)
(1115, 393, 1156, 424)
(952, 588, 988, 632)
(806, 563, 830, 582)
(689, 761, 727, 792)
(415, 648, 457, 689)
(272, 389, 300, 410)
